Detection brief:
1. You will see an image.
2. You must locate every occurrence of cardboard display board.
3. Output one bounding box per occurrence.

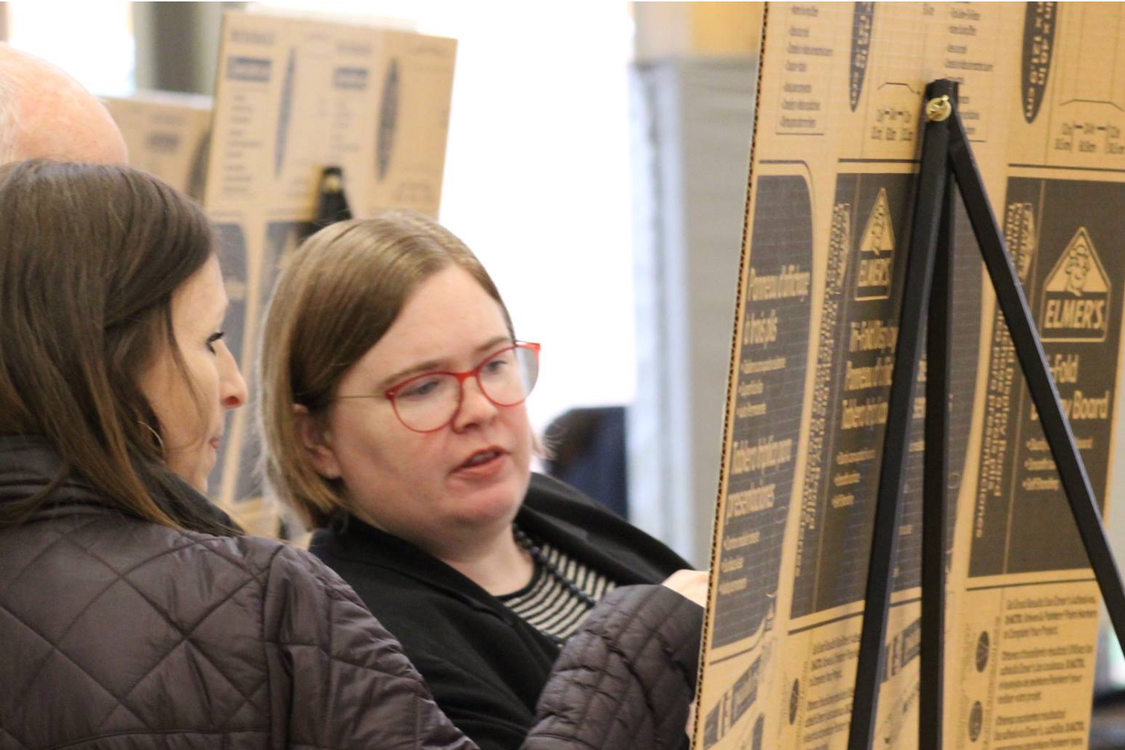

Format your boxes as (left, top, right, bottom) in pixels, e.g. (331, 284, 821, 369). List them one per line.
(103, 92, 212, 200)
(696, 4, 1125, 748)
(204, 10, 456, 535)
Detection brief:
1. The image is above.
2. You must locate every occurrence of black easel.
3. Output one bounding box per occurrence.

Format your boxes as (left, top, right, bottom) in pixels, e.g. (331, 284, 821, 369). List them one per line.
(847, 79, 1125, 750)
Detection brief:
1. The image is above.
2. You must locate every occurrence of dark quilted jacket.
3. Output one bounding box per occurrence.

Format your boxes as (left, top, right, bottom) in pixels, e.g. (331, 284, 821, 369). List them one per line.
(0, 437, 703, 749)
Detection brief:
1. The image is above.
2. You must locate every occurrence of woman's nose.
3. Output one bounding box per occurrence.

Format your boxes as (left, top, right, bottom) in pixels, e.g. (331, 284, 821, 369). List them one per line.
(220, 347, 248, 409)
(450, 377, 498, 431)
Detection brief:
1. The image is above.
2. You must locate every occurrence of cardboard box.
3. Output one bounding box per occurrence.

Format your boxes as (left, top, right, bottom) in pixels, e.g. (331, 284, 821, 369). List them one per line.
(104, 91, 212, 200)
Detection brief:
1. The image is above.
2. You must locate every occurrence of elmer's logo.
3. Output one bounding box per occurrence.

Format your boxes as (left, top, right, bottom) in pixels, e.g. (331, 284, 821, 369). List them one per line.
(855, 188, 894, 300)
(1041, 227, 1110, 343)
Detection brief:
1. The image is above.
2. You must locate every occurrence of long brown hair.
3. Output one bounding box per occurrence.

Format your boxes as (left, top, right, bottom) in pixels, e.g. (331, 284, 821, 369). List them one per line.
(0, 160, 236, 534)
(258, 211, 512, 529)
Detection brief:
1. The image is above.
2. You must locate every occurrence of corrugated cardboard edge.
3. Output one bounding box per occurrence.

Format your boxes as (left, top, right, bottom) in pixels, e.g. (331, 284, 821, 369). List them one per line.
(691, 2, 771, 746)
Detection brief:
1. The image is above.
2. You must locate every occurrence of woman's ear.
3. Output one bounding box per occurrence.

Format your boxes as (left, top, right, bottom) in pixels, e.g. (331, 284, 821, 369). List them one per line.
(293, 404, 342, 479)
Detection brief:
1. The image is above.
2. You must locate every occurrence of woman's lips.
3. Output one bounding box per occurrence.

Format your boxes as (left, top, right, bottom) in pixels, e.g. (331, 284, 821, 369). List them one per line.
(454, 448, 506, 478)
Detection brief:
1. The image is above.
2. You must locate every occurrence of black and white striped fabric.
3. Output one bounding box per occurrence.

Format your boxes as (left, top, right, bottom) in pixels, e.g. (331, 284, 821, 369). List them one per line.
(498, 539, 618, 642)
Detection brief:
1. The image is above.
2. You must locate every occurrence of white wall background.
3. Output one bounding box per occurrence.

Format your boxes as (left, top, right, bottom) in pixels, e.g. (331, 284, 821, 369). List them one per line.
(7, 1, 134, 96)
(8, 0, 639, 436)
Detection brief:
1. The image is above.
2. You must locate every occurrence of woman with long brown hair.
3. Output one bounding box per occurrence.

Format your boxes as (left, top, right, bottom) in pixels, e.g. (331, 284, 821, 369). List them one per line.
(0, 160, 702, 749)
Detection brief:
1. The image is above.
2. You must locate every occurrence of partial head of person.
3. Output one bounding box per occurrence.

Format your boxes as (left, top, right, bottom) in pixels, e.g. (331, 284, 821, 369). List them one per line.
(260, 212, 540, 556)
(0, 42, 127, 164)
(0, 160, 246, 531)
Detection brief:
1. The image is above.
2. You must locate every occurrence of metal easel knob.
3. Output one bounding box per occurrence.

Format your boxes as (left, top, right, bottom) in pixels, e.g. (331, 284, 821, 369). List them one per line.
(925, 95, 952, 123)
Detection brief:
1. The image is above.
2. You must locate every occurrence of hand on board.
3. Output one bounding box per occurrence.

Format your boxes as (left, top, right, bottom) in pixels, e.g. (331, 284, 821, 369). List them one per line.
(661, 569, 709, 608)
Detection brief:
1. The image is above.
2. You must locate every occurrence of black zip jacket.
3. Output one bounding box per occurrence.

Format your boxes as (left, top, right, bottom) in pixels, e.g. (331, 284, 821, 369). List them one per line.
(310, 472, 697, 750)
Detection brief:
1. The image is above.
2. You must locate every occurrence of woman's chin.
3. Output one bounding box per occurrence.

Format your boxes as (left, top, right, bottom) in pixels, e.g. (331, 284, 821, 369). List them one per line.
(162, 444, 217, 495)
(452, 484, 523, 528)
(452, 462, 529, 512)
(169, 460, 211, 495)
(179, 469, 209, 494)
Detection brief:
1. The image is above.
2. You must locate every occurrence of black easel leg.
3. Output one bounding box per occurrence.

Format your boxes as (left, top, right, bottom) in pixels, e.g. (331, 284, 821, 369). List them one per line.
(920, 163, 953, 750)
(947, 115, 1125, 645)
(848, 79, 956, 750)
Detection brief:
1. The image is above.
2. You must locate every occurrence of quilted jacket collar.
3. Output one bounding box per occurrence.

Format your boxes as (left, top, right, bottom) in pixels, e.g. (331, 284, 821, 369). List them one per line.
(0, 434, 99, 503)
(0, 434, 237, 530)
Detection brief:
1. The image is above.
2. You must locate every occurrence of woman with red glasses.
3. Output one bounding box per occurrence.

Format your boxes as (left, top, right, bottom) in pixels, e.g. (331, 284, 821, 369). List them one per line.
(259, 211, 705, 750)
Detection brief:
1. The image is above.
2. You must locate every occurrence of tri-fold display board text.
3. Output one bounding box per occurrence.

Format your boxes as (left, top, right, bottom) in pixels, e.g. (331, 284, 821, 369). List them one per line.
(697, 4, 1125, 748)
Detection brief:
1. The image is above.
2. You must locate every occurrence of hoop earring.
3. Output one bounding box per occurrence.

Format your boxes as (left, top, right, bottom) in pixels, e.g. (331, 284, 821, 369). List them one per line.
(138, 421, 165, 454)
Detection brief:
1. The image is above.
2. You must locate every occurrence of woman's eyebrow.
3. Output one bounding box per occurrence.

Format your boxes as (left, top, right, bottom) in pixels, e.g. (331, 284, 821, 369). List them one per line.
(379, 359, 445, 391)
(379, 336, 514, 391)
(473, 335, 514, 356)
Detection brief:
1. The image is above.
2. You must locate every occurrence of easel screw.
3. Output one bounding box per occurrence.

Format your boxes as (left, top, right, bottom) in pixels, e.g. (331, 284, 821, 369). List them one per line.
(925, 95, 952, 122)
(323, 173, 344, 193)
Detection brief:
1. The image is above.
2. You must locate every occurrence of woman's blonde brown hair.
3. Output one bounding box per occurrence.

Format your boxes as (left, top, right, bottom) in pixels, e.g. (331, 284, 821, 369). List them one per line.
(258, 211, 512, 529)
(0, 160, 235, 534)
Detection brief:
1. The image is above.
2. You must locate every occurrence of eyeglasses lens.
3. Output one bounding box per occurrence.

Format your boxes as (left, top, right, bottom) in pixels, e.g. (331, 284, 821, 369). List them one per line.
(394, 345, 539, 432)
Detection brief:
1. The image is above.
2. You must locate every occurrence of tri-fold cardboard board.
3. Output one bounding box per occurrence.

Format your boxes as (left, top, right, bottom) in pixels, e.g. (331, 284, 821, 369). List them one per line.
(697, 4, 1125, 748)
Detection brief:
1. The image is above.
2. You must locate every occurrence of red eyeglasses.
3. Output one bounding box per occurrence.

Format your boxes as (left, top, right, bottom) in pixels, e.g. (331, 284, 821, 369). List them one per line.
(336, 342, 540, 433)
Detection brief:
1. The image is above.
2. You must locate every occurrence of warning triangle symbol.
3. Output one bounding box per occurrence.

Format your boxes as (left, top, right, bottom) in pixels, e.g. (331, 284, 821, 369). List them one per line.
(1044, 227, 1109, 296)
(860, 188, 895, 255)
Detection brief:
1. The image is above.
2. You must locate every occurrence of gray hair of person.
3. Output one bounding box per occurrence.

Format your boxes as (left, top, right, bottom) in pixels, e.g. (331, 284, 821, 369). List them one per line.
(257, 211, 514, 529)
